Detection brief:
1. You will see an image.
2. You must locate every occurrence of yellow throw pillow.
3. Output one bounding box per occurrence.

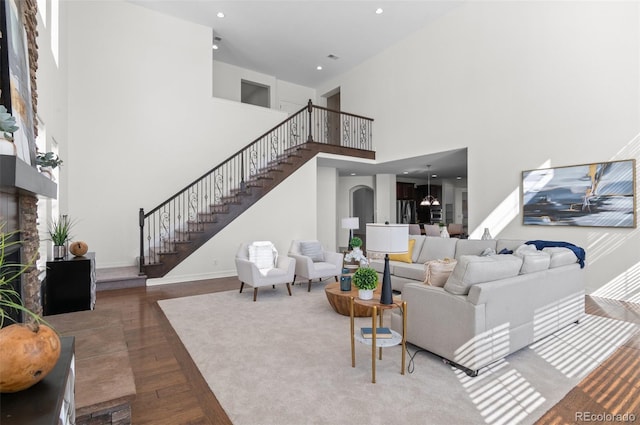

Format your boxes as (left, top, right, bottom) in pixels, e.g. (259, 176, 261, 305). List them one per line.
(388, 239, 415, 263)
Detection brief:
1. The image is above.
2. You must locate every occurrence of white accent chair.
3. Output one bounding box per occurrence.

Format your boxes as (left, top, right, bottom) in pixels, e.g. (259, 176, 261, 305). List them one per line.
(288, 240, 343, 292)
(235, 241, 295, 301)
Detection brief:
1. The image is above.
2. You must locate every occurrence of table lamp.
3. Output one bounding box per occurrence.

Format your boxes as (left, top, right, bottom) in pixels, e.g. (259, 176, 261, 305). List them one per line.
(366, 223, 408, 305)
(341, 217, 360, 249)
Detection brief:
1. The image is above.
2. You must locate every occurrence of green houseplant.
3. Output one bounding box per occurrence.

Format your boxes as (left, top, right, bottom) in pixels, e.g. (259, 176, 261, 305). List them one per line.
(0, 105, 18, 141)
(352, 267, 378, 300)
(344, 236, 368, 267)
(48, 215, 74, 259)
(0, 105, 18, 156)
(36, 151, 63, 169)
(0, 224, 61, 393)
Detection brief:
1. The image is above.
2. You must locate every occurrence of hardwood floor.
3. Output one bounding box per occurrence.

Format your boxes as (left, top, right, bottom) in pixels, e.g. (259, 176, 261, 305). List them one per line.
(95, 280, 640, 425)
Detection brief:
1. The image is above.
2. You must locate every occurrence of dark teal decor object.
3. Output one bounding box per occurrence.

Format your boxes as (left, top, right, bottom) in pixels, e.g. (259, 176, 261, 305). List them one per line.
(340, 275, 351, 291)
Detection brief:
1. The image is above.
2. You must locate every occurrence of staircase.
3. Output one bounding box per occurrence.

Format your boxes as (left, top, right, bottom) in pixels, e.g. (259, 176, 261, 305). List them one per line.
(139, 101, 375, 278)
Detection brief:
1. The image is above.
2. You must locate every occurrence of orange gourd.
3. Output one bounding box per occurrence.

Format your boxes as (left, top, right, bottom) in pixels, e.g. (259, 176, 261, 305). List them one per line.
(0, 323, 61, 392)
(69, 241, 88, 257)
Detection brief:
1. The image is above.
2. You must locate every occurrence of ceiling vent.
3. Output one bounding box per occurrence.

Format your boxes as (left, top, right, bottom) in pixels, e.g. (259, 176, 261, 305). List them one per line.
(327, 54, 339, 60)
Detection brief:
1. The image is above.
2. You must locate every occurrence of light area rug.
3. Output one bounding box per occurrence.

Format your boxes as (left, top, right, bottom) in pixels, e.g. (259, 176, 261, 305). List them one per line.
(158, 284, 637, 425)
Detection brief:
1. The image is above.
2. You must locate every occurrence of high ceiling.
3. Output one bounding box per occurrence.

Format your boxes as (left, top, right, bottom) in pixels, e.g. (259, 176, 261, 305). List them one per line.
(130, 0, 467, 182)
(131, 0, 462, 87)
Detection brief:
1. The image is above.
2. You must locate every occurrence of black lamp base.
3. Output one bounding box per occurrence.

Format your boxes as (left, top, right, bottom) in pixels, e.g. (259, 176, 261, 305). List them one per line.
(380, 254, 393, 305)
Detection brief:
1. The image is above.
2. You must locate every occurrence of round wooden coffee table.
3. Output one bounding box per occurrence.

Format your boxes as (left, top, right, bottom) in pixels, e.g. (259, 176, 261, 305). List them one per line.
(324, 282, 381, 317)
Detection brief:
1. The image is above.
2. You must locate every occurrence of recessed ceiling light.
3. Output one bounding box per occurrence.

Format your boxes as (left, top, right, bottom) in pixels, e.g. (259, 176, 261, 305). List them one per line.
(217, 12, 225, 18)
(212, 44, 219, 50)
(350, 173, 356, 176)
(375, 8, 383, 14)
(403, 171, 409, 174)
(456, 176, 462, 180)
(432, 174, 438, 178)
(316, 65, 323, 70)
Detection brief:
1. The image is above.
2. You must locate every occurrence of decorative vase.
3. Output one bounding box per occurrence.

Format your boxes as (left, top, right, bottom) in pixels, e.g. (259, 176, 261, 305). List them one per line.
(39, 166, 54, 180)
(53, 245, 66, 260)
(481, 228, 492, 240)
(358, 289, 374, 300)
(0, 323, 61, 393)
(340, 275, 351, 291)
(440, 226, 450, 238)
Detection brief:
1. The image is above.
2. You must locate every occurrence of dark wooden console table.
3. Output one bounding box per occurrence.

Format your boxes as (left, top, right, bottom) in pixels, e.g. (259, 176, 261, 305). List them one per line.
(44, 252, 96, 315)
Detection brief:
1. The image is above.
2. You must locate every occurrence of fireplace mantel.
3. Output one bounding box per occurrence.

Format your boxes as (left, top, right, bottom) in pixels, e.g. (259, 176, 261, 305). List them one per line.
(0, 155, 57, 199)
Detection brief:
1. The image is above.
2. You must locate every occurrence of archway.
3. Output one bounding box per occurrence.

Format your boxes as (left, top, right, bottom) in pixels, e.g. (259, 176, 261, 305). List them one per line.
(351, 186, 374, 244)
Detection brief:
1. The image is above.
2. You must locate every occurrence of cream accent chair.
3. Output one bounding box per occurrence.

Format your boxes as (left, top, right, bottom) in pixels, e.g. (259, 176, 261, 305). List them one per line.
(235, 241, 295, 301)
(288, 240, 343, 292)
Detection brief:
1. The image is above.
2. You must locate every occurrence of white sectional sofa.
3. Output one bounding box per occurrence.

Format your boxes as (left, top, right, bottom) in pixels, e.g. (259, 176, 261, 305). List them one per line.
(374, 235, 586, 376)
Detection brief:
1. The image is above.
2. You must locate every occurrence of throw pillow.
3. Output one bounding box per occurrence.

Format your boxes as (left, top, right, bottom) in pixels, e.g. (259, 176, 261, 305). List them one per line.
(248, 241, 277, 270)
(300, 241, 325, 262)
(388, 238, 415, 263)
(480, 247, 496, 256)
(424, 258, 457, 287)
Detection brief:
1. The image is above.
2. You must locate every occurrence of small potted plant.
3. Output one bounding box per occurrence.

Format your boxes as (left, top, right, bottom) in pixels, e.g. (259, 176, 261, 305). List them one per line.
(48, 215, 74, 260)
(36, 152, 63, 179)
(0, 105, 18, 155)
(344, 236, 368, 268)
(352, 267, 378, 300)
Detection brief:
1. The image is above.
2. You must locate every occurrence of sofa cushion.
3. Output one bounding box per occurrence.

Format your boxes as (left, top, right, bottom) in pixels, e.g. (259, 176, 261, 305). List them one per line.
(496, 239, 527, 254)
(300, 241, 324, 262)
(444, 254, 523, 295)
(368, 259, 385, 274)
(454, 239, 498, 259)
(542, 247, 578, 268)
(424, 258, 457, 287)
(518, 250, 551, 274)
(389, 238, 415, 263)
(409, 235, 426, 263)
(417, 237, 457, 263)
(393, 262, 426, 281)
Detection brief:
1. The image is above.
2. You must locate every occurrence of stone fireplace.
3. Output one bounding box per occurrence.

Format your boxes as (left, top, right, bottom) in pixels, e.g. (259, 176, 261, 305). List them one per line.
(0, 0, 55, 323)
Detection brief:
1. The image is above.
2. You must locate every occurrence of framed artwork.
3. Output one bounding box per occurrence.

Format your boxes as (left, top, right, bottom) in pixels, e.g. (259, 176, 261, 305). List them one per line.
(0, 0, 36, 165)
(522, 159, 636, 228)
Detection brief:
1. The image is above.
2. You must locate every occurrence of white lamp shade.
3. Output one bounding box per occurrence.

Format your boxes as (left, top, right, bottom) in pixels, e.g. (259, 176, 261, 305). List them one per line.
(341, 217, 359, 230)
(366, 223, 408, 253)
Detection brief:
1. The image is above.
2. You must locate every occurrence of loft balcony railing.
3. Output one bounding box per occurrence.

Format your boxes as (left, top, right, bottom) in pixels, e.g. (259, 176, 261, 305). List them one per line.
(139, 100, 373, 273)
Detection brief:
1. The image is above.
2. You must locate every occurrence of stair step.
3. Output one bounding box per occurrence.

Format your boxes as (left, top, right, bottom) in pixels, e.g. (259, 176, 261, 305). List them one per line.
(96, 266, 146, 291)
(220, 195, 241, 204)
(230, 188, 251, 196)
(210, 204, 229, 213)
(196, 212, 218, 222)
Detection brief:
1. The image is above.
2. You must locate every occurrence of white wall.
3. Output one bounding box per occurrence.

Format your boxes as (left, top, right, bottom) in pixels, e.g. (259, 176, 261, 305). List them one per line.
(316, 165, 337, 251)
(57, 1, 319, 277)
(213, 60, 316, 114)
(318, 1, 640, 295)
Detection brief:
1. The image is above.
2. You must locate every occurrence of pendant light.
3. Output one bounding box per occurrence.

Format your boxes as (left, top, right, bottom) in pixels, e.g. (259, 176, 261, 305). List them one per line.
(420, 165, 440, 206)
